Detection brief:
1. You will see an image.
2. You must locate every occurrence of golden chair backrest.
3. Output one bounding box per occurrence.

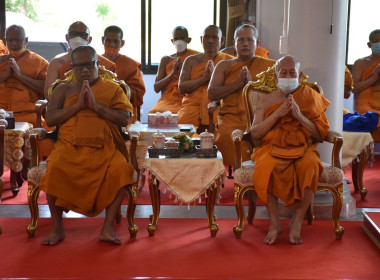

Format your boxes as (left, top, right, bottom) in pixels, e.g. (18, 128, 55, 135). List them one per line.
(242, 65, 323, 132)
(47, 65, 131, 99)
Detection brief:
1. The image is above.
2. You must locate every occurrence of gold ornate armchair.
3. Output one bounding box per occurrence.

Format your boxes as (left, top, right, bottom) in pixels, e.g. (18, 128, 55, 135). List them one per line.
(232, 66, 345, 240)
(26, 67, 140, 238)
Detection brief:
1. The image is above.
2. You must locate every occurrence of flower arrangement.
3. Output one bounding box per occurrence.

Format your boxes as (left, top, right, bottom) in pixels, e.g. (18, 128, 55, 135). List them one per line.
(172, 132, 193, 153)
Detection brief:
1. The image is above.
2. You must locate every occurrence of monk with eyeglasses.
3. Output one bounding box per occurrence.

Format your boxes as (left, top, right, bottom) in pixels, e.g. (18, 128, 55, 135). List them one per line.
(44, 21, 115, 100)
(40, 46, 135, 246)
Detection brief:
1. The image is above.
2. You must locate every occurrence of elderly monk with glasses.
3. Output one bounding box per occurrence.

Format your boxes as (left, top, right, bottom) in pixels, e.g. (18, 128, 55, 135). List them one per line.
(40, 46, 135, 246)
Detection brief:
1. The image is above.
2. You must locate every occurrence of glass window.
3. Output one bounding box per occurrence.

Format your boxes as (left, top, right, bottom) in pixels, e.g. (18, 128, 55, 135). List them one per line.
(347, 0, 380, 65)
(5, 0, 141, 62)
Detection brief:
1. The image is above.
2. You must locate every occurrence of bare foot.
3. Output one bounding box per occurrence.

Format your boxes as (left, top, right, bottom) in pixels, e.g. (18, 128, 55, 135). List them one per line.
(99, 230, 122, 245)
(42, 228, 65, 246)
(289, 219, 303, 245)
(264, 221, 283, 245)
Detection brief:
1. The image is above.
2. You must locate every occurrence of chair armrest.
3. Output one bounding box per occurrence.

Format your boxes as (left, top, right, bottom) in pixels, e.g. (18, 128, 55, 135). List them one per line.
(208, 101, 220, 133)
(35, 100, 48, 128)
(324, 130, 343, 169)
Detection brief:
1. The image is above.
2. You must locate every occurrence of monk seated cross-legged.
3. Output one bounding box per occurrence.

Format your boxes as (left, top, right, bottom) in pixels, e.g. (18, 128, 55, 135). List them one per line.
(38, 46, 137, 245)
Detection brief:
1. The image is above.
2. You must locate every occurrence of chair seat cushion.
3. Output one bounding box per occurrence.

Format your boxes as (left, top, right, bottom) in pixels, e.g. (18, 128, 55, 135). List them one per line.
(234, 161, 343, 188)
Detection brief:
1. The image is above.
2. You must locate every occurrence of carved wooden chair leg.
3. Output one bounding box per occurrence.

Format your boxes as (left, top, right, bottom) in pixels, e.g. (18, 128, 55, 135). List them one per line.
(246, 190, 257, 224)
(233, 183, 251, 239)
(227, 165, 233, 179)
(125, 184, 138, 238)
(352, 149, 368, 199)
(329, 184, 344, 240)
(26, 183, 40, 237)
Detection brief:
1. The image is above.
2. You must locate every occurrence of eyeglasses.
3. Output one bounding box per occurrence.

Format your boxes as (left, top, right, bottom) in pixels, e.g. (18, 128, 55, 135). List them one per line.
(72, 60, 98, 71)
(68, 31, 89, 39)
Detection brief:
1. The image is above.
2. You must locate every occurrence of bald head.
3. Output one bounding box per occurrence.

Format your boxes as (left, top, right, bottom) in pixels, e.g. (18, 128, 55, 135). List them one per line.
(68, 21, 90, 35)
(5, 24, 27, 52)
(275, 55, 300, 75)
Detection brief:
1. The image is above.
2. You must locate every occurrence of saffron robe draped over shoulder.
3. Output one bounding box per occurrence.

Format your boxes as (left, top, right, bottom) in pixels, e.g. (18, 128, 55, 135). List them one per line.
(149, 49, 199, 114)
(113, 54, 146, 124)
(356, 58, 380, 127)
(214, 56, 275, 166)
(252, 85, 330, 206)
(0, 49, 48, 126)
(255, 46, 269, 58)
(0, 40, 7, 55)
(178, 52, 234, 127)
(40, 77, 134, 217)
(57, 54, 116, 80)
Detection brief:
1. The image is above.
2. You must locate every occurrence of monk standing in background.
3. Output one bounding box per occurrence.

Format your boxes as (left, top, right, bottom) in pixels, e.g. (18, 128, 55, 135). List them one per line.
(44, 21, 115, 99)
(208, 24, 274, 166)
(102, 25, 145, 125)
(251, 55, 330, 245)
(0, 25, 48, 125)
(221, 20, 270, 58)
(40, 46, 134, 246)
(149, 26, 199, 114)
(0, 39, 8, 55)
(352, 29, 380, 140)
(178, 25, 233, 132)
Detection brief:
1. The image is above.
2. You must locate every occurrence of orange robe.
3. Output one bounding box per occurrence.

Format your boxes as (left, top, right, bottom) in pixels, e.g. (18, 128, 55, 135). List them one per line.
(0, 49, 48, 126)
(345, 65, 353, 89)
(178, 52, 234, 127)
(149, 49, 199, 114)
(255, 46, 269, 58)
(113, 54, 145, 124)
(58, 54, 116, 80)
(0, 40, 8, 55)
(214, 56, 275, 166)
(252, 85, 330, 206)
(40, 77, 134, 217)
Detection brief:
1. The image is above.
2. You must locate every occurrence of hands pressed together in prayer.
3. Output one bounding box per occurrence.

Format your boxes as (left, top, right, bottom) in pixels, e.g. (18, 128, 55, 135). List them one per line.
(372, 63, 380, 81)
(1, 58, 23, 82)
(77, 80, 99, 111)
(172, 57, 183, 75)
(237, 66, 252, 88)
(203, 60, 214, 82)
(275, 94, 303, 121)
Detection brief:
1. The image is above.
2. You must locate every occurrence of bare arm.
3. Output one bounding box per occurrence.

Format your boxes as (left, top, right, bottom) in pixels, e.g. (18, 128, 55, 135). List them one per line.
(154, 56, 180, 93)
(352, 59, 380, 94)
(45, 85, 82, 127)
(44, 57, 64, 100)
(179, 57, 213, 94)
(250, 96, 290, 141)
(208, 62, 250, 101)
(9, 58, 45, 98)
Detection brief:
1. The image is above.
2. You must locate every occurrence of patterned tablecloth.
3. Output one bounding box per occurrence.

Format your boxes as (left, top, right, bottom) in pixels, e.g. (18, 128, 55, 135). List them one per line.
(142, 152, 225, 206)
(342, 131, 373, 167)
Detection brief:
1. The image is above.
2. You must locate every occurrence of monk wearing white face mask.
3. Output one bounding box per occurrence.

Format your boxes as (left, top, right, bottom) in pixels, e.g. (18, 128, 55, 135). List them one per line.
(43, 21, 116, 100)
(149, 26, 199, 114)
(250, 55, 331, 245)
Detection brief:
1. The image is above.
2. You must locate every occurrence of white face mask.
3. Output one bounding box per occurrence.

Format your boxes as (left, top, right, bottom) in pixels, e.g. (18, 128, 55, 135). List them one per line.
(277, 78, 299, 94)
(68, 37, 88, 50)
(371, 42, 380, 56)
(173, 40, 187, 52)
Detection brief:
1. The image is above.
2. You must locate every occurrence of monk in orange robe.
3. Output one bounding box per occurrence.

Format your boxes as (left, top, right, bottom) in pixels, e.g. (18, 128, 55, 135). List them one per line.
(102, 25, 145, 125)
(0, 25, 48, 126)
(44, 21, 116, 100)
(352, 29, 380, 141)
(251, 55, 330, 245)
(178, 25, 233, 129)
(149, 26, 199, 114)
(0, 39, 8, 55)
(40, 46, 134, 246)
(208, 24, 274, 166)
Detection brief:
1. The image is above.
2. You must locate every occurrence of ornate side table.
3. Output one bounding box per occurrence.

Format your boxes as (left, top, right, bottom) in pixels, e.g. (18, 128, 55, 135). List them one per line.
(4, 122, 32, 196)
(142, 152, 225, 237)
